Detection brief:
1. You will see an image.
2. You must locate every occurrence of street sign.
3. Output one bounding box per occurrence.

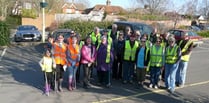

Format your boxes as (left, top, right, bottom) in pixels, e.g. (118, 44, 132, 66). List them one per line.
(40, 2, 48, 8)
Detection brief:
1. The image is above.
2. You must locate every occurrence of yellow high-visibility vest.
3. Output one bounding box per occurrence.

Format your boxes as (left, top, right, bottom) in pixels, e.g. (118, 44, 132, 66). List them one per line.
(179, 40, 193, 62)
(150, 45, 164, 67)
(166, 45, 178, 64)
(124, 40, 139, 61)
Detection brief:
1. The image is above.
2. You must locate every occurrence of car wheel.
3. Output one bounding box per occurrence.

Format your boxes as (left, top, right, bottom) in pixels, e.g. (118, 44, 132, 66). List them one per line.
(14, 37, 20, 42)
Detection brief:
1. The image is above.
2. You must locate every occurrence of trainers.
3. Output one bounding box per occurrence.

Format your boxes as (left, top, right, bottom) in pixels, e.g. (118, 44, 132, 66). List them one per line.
(129, 80, 133, 84)
(122, 80, 127, 84)
(149, 84, 153, 88)
(154, 85, 158, 89)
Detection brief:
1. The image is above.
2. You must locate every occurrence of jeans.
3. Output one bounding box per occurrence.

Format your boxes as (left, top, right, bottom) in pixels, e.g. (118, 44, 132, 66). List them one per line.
(122, 61, 135, 82)
(68, 66, 78, 82)
(165, 63, 179, 92)
(150, 67, 161, 86)
(176, 60, 188, 86)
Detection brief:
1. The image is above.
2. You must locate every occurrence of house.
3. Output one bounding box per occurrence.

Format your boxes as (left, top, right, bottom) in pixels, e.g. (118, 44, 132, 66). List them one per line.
(85, 0, 126, 16)
(61, 2, 85, 14)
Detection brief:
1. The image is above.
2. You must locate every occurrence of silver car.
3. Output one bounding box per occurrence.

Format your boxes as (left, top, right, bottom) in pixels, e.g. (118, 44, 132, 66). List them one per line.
(14, 25, 41, 42)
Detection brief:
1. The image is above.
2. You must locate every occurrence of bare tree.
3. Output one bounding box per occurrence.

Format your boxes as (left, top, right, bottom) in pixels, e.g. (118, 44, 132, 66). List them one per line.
(198, 0, 209, 18)
(182, 0, 199, 18)
(135, 0, 168, 14)
(0, 0, 15, 19)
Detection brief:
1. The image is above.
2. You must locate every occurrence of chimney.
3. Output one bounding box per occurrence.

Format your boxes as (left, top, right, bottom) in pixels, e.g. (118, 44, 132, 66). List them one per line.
(106, 0, 111, 6)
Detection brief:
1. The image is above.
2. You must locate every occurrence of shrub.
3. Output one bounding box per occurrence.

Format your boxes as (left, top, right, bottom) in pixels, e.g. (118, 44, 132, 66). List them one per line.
(197, 30, 209, 37)
(22, 9, 38, 19)
(5, 15, 21, 29)
(59, 20, 113, 38)
(0, 21, 10, 46)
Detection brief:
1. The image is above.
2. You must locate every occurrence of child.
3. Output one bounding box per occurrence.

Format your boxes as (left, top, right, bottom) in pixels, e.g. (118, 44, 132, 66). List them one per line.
(39, 49, 56, 95)
(66, 35, 81, 91)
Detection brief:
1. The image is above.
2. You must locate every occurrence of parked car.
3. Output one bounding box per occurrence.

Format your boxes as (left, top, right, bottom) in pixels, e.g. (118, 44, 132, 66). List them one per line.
(168, 29, 203, 46)
(112, 21, 154, 35)
(51, 29, 72, 43)
(14, 25, 41, 42)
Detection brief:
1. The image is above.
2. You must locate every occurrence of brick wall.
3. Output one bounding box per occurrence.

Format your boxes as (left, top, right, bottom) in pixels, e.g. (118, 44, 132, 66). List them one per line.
(22, 14, 55, 30)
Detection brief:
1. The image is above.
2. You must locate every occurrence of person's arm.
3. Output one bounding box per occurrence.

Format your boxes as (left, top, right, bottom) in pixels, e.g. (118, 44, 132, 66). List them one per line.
(39, 58, 44, 71)
(182, 41, 193, 55)
(176, 46, 182, 63)
(145, 47, 150, 66)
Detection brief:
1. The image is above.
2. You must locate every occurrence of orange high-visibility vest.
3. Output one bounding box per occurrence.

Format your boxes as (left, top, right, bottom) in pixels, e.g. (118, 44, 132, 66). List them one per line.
(67, 44, 80, 66)
(53, 43, 67, 65)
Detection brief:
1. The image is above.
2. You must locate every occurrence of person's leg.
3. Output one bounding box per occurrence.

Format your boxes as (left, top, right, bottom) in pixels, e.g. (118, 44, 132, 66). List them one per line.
(72, 66, 78, 89)
(76, 64, 81, 83)
(179, 61, 188, 86)
(122, 61, 129, 83)
(104, 70, 111, 87)
(129, 62, 135, 83)
(141, 68, 146, 85)
(118, 58, 123, 79)
(112, 58, 118, 79)
(83, 64, 89, 87)
(136, 68, 140, 83)
(176, 61, 182, 86)
(68, 66, 73, 91)
(154, 67, 161, 88)
(149, 67, 155, 88)
(170, 63, 179, 93)
(165, 64, 170, 89)
(97, 70, 102, 85)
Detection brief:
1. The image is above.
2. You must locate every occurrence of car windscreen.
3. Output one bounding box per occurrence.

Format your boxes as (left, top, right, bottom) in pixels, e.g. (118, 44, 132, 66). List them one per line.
(18, 26, 37, 31)
(188, 31, 198, 36)
(133, 24, 153, 35)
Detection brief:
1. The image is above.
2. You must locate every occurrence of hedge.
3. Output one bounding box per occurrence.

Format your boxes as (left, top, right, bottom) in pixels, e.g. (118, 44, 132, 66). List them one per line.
(0, 21, 10, 46)
(197, 30, 209, 37)
(59, 20, 113, 38)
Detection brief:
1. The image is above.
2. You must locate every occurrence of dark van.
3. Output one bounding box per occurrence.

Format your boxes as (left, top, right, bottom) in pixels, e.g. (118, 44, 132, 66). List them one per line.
(113, 21, 154, 35)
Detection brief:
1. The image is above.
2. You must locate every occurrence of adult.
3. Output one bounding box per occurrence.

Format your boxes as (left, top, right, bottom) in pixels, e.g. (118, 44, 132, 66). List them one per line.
(122, 34, 139, 84)
(165, 35, 181, 93)
(89, 27, 101, 47)
(80, 36, 97, 89)
(96, 36, 114, 88)
(149, 37, 165, 89)
(112, 31, 125, 80)
(124, 26, 132, 40)
(136, 38, 150, 87)
(109, 24, 119, 41)
(51, 34, 67, 92)
(66, 35, 80, 91)
(176, 32, 193, 87)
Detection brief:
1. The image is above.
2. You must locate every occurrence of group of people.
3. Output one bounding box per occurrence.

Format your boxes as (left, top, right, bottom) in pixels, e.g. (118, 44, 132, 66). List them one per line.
(39, 24, 194, 95)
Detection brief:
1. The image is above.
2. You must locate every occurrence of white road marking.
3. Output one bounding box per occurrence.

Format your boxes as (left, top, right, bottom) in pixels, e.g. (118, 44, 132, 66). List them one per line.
(0, 47, 7, 61)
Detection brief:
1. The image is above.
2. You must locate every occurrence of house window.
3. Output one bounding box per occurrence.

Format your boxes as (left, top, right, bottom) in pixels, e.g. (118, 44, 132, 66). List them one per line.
(24, 2, 32, 9)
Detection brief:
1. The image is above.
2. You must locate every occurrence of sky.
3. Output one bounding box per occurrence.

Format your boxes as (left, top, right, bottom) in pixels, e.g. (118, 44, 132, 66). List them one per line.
(88, 0, 187, 10)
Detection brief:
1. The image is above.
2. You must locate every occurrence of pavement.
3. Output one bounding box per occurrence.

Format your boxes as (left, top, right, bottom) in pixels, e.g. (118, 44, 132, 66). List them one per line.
(0, 40, 209, 103)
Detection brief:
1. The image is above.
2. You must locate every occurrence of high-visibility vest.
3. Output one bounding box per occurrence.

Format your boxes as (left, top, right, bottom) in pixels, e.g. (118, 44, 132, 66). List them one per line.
(42, 57, 53, 72)
(108, 30, 119, 40)
(90, 32, 101, 45)
(53, 43, 67, 65)
(166, 45, 178, 64)
(67, 44, 80, 66)
(97, 36, 112, 63)
(124, 40, 139, 61)
(79, 41, 84, 49)
(150, 45, 164, 67)
(179, 40, 192, 62)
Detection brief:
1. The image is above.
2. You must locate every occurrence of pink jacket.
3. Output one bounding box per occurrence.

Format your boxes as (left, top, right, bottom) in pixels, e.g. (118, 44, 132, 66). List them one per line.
(80, 45, 97, 64)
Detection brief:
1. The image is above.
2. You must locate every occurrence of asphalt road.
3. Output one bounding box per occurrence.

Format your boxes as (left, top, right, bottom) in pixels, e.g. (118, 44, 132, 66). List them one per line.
(0, 40, 209, 103)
